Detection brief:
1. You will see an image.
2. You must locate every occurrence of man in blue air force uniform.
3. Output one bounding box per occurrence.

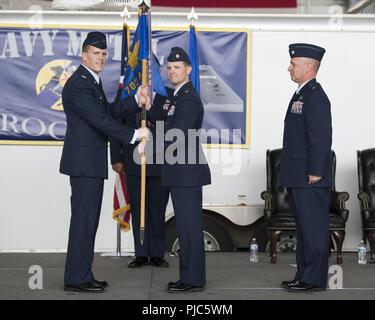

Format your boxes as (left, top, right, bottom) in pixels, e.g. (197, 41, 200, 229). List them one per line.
(60, 32, 148, 293)
(147, 47, 211, 292)
(280, 43, 332, 292)
(110, 63, 172, 269)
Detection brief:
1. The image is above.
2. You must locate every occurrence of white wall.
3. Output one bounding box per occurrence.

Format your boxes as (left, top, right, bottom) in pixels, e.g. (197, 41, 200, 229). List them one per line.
(1, 12, 375, 252)
(204, 30, 375, 251)
(253, 31, 375, 251)
(0, 145, 135, 252)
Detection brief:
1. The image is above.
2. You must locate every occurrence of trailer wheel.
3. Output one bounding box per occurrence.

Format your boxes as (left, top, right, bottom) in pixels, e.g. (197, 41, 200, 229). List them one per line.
(265, 232, 297, 252)
(165, 215, 234, 254)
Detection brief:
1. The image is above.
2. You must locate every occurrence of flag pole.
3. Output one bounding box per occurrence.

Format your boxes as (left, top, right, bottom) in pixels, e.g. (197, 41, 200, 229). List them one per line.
(139, 0, 150, 246)
(188, 7, 198, 26)
(115, 5, 130, 257)
(120, 6, 131, 88)
(101, 5, 133, 258)
(188, 7, 200, 94)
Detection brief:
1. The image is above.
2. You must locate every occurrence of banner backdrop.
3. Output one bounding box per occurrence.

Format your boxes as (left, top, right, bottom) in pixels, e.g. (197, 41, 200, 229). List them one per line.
(153, 1, 297, 8)
(0, 27, 250, 147)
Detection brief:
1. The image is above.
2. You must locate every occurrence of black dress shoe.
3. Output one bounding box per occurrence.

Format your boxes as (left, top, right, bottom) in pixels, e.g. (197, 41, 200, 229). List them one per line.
(150, 257, 169, 268)
(64, 281, 105, 293)
(93, 278, 108, 288)
(287, 281, 325, 293)
(280, 279, 300, 289)
(128, 256, 149, 268)
(167, 281, 204, 293)
(167, 280, 181, 289)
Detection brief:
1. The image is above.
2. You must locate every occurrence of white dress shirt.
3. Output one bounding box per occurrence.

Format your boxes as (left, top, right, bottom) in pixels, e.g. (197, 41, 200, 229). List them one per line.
(82, 64, 100, 84)
(296, 78, 315, 94)
(174, 80, 189, 96)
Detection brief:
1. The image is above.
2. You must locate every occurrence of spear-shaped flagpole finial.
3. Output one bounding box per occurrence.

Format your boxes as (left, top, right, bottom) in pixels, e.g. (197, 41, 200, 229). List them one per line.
(188, 7, 198, 26)
(120, 5, 131, 22)
(138, 0, 150, 13)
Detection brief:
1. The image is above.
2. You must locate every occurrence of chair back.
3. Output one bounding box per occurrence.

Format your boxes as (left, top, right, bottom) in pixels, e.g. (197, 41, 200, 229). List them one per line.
(266, 148, 336, 213)
(357, 148, 375, 212)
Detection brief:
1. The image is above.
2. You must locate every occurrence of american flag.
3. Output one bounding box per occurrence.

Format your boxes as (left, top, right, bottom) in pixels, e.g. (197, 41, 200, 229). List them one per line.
(112, 21, 132, 232)
(113, 173, 131, 232)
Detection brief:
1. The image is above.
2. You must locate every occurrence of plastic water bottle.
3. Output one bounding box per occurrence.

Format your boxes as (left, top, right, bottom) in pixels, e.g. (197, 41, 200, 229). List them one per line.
(249, 238, 259, 263)
(358, 240, 367, 265)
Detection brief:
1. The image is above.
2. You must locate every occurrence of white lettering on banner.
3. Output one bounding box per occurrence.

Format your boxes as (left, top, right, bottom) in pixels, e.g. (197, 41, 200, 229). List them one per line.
(21, 30, 59, 57)
(66, 30, 87, 57)
(0, 32, 20, 58)
(20, 32, 39, 57)
(49, 121, 67, 140)
(0, 30, 122, 60)
(108, 34, 122, 61)
(1, 113, 19, 133)
(0, 113, 66, 140)
(22, 118, 46, 136)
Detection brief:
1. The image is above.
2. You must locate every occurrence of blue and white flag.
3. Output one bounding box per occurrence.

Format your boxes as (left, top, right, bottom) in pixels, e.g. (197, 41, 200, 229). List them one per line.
(189, 25, 200, 94)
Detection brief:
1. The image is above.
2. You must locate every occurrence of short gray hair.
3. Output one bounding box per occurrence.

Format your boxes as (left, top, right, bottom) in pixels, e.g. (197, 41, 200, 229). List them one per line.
(303, 57, 321, 72)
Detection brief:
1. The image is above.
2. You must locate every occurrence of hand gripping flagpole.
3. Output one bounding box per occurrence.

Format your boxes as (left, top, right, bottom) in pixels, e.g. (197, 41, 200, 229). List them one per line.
(139, 0, 150, 246)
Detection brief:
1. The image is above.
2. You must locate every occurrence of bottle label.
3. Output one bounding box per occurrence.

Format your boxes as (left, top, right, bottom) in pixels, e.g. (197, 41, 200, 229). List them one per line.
(250, 244, 258, 251)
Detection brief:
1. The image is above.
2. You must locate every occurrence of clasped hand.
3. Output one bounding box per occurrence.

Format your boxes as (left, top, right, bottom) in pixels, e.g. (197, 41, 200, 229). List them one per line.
(136, 86, 151, 109)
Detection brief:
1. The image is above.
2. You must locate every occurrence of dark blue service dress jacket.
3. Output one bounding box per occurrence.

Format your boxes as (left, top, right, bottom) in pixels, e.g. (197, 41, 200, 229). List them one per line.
(147, 81, 211, 187)
(280, 78, 332, 188)
(60, 65, 135, 179)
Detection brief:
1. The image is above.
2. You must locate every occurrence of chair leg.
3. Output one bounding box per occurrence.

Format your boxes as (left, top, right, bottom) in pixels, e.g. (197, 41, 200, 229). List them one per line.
(328, 236, 333, 257)
(267, 229, 272, 257)
(366, 230, 375, 264)
(270, 230, 282, 264)
(331, 230, 345, 265)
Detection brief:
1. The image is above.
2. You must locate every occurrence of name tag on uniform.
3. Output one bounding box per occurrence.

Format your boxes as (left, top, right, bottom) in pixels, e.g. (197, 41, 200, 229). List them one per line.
(291, 101, 303, 114)
(167, 105, 175, 116)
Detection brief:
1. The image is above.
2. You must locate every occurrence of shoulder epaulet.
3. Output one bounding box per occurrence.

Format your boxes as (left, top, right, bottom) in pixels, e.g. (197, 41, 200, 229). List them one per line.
(308, 81, 318, 91)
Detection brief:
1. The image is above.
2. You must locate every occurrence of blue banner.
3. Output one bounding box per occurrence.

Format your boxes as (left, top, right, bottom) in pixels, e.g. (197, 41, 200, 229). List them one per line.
(151, 53, 168, 97)
(0, 27, 250, 146)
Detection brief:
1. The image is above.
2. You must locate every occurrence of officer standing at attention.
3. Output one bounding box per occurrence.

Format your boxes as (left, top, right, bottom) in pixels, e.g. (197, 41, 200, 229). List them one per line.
(60, 31, 148, 293)
(279, 43, 332, 292)
(147, 47, 211, 293)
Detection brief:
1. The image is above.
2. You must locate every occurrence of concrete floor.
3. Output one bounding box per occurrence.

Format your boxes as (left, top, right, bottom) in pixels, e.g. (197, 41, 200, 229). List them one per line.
(0, 252, 374, 300)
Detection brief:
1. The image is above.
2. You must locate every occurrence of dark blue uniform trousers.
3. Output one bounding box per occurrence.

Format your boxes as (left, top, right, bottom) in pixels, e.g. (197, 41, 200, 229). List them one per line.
(64, 176, 104, 285)
(126, 175, 169, 258)
(170, 186, 206, 287)
(287, 188, 330, 288)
